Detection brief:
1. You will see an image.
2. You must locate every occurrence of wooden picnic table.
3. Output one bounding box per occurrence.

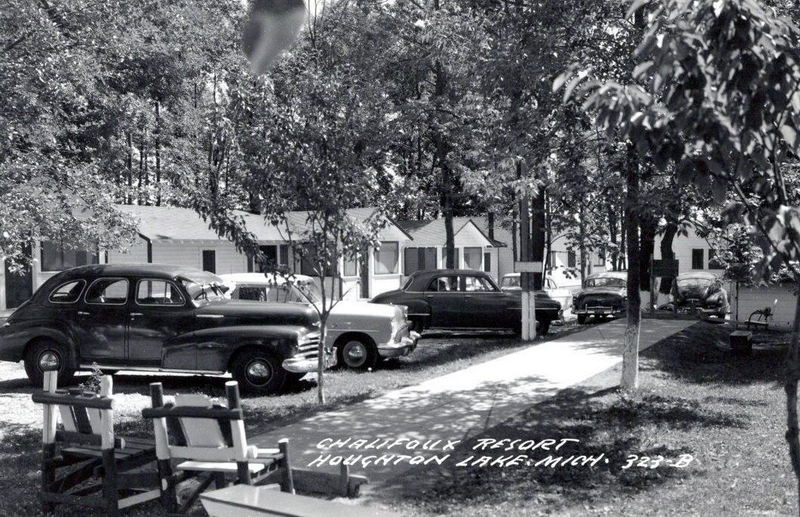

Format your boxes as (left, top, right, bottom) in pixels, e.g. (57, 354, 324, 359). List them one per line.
(200, 484, 401, 517)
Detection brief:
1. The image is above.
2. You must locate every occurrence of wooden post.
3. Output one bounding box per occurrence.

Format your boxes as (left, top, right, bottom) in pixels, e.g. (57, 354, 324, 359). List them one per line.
(149, 382, 176, 513)
(280, 438, 295, 494)
(99, 376, 118, 516)
(41, 370, 58, 514)
(226, 381, 252, 485)
(519, 197, 536, 340)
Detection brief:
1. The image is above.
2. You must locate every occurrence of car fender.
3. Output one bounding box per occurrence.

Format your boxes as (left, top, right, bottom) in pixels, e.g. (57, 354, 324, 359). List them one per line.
(0, 320, 77, 366)
(162, 324, 309, 371)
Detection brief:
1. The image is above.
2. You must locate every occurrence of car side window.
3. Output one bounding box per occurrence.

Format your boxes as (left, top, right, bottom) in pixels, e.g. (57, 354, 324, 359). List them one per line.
(136, 279, 184, 306)
(237, 286, 267, 301)
(464, 276, 492, 292)
(427, 276, 458, 292)
(85, 278, 129, 305)
(49, 280, 86, 304)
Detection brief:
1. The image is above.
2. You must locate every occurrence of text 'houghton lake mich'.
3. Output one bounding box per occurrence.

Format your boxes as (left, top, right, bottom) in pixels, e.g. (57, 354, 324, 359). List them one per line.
(306, 436, 696, 470)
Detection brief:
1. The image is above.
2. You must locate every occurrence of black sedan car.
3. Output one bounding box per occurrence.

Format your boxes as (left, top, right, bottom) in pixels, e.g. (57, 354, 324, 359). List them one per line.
(668, 271, 729, 319)
(573, 271, 627, 324)
(371, 269, 561, 336)
(0, 264, 333, 394)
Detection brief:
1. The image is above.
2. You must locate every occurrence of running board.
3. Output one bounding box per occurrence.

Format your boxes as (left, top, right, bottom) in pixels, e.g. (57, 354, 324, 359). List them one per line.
(79, 365, 226, 375)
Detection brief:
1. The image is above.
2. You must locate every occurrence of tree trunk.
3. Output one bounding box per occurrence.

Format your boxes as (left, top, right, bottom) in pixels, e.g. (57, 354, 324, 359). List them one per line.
(659, 222, 678, 295)
(155, 101, 161, 206)
(639, 215, 657, 292)
(318, 315, 327, 405)
(126, 132, 133, 205)
(622, 144, 641, 392)
(609, 203, 618, 270)
(531, 185, 545, 290)
(579, 202, 587, 282)
(785, 288, 800, 508)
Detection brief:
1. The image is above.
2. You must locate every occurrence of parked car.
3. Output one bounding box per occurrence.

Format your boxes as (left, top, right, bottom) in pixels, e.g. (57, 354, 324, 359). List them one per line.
(219, 273, 419, 370)
(572, 271, 628, 324)
(667, 271, 729, 319)
(371, 269, 561, 336)
(0, 264, 335, 394)
(499, 273, 574, 319)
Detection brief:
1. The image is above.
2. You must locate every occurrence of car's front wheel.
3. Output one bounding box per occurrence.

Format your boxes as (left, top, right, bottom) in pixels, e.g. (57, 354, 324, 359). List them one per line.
(336, 336, 378, 370)
(231, 349, 287, 395)
(24, 340, 76, 388)
(577, 314, 587, 324)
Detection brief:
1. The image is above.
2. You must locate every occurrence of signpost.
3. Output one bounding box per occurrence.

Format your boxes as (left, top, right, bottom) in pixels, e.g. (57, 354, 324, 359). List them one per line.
(514, 261, 543, 273)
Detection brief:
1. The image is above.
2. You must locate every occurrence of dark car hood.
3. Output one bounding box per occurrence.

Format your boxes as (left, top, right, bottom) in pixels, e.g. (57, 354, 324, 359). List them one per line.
(197, 301, 318, 327)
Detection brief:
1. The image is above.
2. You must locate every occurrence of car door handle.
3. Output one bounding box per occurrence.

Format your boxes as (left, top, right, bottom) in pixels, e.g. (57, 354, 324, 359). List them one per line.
(464, 295, 472, 299)
(130, 312, 143, 318)
(77, 311, 90, 316)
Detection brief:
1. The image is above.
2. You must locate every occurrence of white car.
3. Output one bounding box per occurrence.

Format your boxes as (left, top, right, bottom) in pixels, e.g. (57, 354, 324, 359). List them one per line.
(219, 273, 420, 370)
(499, 273, 573, 321)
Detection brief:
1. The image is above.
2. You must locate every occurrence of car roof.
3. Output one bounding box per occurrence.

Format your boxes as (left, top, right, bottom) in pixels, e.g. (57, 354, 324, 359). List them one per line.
(676, 271, 719, 280)
(54, 263, 216, 281)
(586, 270, 627, 280)
(219, 273, 314, 285)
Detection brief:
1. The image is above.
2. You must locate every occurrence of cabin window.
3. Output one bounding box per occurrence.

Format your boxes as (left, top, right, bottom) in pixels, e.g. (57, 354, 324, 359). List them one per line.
(403, 247, 437, 275)
(40, 240, 98, 272)
(440, 247, 460, 269)
(202, 250, 216, 273)
(483, 252, 491, 273)
(691, 249, 704, 269)
(374, 242, 399, 275)
(343, 252, 359, 277)
(463, 247, 482, 270)
(256, 244, 289, 272)
(567, 250, 577, 268)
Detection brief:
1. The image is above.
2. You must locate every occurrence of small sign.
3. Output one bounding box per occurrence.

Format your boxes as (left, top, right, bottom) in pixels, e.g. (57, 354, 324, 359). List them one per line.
(514, 261, 543, 273)
(652, 259, 679, 277)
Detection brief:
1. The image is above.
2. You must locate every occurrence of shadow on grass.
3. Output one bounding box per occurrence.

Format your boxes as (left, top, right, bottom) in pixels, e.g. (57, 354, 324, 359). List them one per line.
(642, 322, 786, 386)
(380, 385, 747, 515)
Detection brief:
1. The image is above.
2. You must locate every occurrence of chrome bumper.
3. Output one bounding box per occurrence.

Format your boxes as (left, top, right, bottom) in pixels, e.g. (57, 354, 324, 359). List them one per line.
(574, 306, 626, 316)
(378, 331, 420, 359)
(282, 348, 337, 373)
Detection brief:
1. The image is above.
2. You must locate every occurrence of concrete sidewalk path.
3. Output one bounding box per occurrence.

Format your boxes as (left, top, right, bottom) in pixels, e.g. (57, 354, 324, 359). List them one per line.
(252, 319, 696, 486)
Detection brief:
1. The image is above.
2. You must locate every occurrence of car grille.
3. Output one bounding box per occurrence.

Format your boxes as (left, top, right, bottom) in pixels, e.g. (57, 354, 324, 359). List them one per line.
(577, 296, 622, 309)
(297, 335, 320, 360)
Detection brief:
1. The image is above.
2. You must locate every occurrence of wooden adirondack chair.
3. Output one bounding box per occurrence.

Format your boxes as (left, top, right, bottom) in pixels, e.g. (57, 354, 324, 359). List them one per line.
(142, 380, 294, 515)
(32, 371, 160, 516)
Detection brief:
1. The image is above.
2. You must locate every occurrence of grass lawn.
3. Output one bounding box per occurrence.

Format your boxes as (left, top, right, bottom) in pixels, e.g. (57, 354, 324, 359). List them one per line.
(382, 322, 798, 516)
(0, 324, 584, 516)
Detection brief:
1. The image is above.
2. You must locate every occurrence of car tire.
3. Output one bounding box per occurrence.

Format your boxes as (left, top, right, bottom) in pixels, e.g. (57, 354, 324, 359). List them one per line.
(24, 340, 76, 388)
(537, 319, 551, 337)
(336, 336, 378, 370)
(409, 317, 425, 334)
(577, 314, 587, 325)
(231, 349, 287, 395)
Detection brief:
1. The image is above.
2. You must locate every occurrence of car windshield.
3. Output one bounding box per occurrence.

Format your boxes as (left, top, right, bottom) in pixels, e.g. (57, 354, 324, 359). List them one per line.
(585, 277, 626, 288)
(236, 281, 322, 305)
(676, 277, 715, 289)
(181, 276, 228, 306)
(501, 276, 520, 289)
